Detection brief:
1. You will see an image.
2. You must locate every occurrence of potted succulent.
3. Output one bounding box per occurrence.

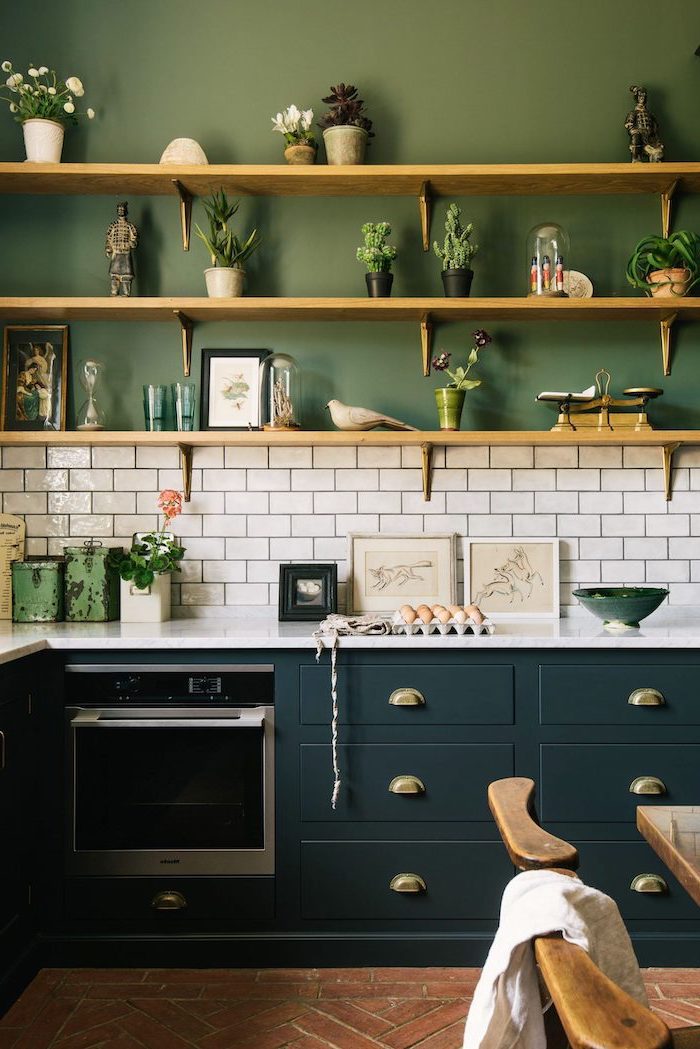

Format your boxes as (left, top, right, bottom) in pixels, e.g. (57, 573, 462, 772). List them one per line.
(195, 190, 260, 297)
(434, 203, 478, 297)
(1, 60, 95, 163)
(318, 83, 373, 165)
(271, 104, 317, 164)
(111, 490, 185, 623)
(356, 222, 397, 297)
(626, 231, 699, 298)
(432, 329, 492, 430)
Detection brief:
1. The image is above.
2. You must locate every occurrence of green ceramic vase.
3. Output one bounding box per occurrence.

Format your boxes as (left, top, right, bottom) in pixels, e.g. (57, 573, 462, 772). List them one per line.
(434, 387, 465, 430)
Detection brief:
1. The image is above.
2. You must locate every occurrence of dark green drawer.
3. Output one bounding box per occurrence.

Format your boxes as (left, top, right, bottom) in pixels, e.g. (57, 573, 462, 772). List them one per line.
(300, 664, 514, 725)
(541, 744, 700, 822)
(301, 743, 514, 821)
(540, 665, 700, 725)
(578, 842, 697, 920)
(65, 877, 275, 922)
(301, 841, 511, 919)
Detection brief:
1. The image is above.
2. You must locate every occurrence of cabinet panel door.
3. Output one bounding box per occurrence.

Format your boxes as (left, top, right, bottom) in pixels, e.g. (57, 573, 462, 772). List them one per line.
(0, 694, 31, 936)
(540, 665, 700, 725)
(65, 877, 275, 922)
(578, 842, 697, 920)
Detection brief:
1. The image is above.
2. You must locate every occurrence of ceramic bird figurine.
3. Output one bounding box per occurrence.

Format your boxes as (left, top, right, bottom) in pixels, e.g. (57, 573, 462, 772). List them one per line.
(326, 399, 417, 431)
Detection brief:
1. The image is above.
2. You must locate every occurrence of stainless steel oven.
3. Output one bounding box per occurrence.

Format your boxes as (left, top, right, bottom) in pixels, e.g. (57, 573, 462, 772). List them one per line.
(65, 664, 274, 876)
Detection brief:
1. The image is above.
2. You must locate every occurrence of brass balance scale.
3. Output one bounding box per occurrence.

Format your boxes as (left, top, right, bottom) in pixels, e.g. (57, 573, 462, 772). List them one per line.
(537, 368, 663, 432)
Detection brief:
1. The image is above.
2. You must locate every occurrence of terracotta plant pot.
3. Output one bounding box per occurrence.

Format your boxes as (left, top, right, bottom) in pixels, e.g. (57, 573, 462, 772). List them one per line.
(441, 267, 474, 297)
(322, 126, 368, 165)
(434, 388, 465, 431)
(284, 143, 316, 165)
(647, 268, 692, 297)
(22, 118, 64, 163)
(365, 272, 393, 298)
(204, 266, 245, 297)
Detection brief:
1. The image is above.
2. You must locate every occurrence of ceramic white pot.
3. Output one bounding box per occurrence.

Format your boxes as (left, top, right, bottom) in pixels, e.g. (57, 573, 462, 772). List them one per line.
(120, 573, 171, 623)
(22, 118, 65, 163)
(322, 126, 368, 165)
(204, 266, 245, 297)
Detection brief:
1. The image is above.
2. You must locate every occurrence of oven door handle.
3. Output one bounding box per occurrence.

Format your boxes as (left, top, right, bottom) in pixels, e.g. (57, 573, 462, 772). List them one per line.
(70, 711, 266, 729)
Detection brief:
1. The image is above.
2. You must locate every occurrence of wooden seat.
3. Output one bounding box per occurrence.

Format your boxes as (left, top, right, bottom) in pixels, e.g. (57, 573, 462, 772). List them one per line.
(488, 777, 700, 1049)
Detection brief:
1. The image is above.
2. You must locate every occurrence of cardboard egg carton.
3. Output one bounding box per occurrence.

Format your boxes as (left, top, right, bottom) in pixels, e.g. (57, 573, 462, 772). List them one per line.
(390, 610, 495, 637)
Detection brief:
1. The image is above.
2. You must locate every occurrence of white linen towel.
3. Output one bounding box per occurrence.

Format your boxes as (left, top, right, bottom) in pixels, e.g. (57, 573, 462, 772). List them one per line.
(462, 868, 647, 1049)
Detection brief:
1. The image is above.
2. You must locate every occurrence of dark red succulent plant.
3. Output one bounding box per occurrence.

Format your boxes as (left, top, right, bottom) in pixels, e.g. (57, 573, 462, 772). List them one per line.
(318, 83, 374, 136)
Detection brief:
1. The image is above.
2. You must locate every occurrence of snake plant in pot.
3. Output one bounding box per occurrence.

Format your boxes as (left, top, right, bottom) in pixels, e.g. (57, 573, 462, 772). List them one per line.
(195, 190, 260, 297)
(626, 230, 699, 298)
(433, 203, 478, 297)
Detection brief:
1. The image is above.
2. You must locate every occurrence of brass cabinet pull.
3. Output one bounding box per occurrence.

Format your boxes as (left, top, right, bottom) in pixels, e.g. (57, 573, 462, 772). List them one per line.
(388, 775, 426, 795)
(390, 873, 427, 894)
(0, 730, 4, 771)
(388, 688, 425, 707)
(630, 873, 668, 894)
(629, 775, 667, 796)
(151, 890, 188, 911)
(628, 688, 665, 707)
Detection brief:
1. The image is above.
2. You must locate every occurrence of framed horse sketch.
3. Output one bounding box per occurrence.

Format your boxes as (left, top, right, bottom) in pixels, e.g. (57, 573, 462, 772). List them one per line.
(348, 533, 457, 613)
(464, 538, 559, 620)
(1, 325, 68, 432)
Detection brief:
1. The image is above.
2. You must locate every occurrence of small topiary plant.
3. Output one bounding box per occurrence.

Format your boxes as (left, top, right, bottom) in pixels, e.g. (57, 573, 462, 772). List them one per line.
(433, 203, 478, 271)
(356, 221, 397, 273)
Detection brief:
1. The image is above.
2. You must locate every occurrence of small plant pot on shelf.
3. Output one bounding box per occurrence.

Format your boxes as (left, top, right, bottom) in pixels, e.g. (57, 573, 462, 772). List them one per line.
(647, 268, 691, 298)
(441, 267, 474, 297)
(204, 266, 245, 298)
(284, 144, 316, 165)
(120, 574, 171, 623)
(434, 388, 465, 431)
(22, 118, 64, 163)
(323, 126, 368, 165)
(365, 272, 393, 298)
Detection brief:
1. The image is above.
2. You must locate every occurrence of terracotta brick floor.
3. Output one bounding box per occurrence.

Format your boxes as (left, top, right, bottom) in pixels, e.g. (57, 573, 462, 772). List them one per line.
(1, 967, 700, 1048)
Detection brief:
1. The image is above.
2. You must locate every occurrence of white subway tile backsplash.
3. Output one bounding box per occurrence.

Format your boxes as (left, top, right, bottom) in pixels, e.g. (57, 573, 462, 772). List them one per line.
(92, 447, 135, 468)
(0, 470, 24, 491)
(357, 446, 401, 468)
(48, 446, 91, 469)
(24, 514, 68, 537)
(203, 468, 246, 491)
(69, 514, 113, 536)
(558, 515, 601, 537)
(535, 447, 577, 468)
(561, 560, 601, 582)
(114, 469, 157, 491)
(168, 514, 203, 537)
(3, 447, 45, 468)
(647, 560, 689, 583)
(181, 583, 225, 605)
(336, 514, 380, 533)
(468, 515, 512, 536)
(445, 446, 489, 467)
(182, 538, 226, 559)
(490, 446, 534, 468)
(402, 492, 445, 514)
(225, 537, 269, 559)
(513, 514, 556, 535)
(668, 584, 700, 605)
(292, 468, 334, 491)
(312, 537, 346, 559)
(378, 515, 425, 533)
(114, 514, 158, 536)
(25, 469, 68, 491)
(136, 447, 180, 468)
(556, 469, 599, 491)
(402, 447, 445, 468)
(446, 491, 490, 514)
(336, 469, 379, 491)
(490, 491, 534, 514)
(244, 468, 288, 491)
(192, 447, 224, 468)
(670, 537, 700, 558)
(178, 560, 203, 582)
(247, 561, 280, 583)
(649, 468, 689, 491)
(601, 468, 645, 491)
(623, 447, 660, 468)
(667, 492, 700, 514)
(225, 583, 269, 604)
(225, 447, 268, 468)
(203, 514, 246, 537)
(625, 537, 668, 559)
(25, 538, 47, 556)
(292, 514, 335, 537)
(512, 469, 555, 491)
(602, 514, 644, 536)
(269, 446, 313, 468)
(270, 491, 313, 514)
(579, 491, 622, 515)
(468, 468, 511, 491)
(646, 515, 690, 536)
(270, 537, 313, 560)
(203, 560, 247, 582)
(159, 468, 202, 492)
(49, 491, 92, 514)
(623, 490, 667, 515)
(225, 491, 270, 514)
(313, 447, 356, 468)
(183, 491, 226, 515)
(578, 447, 622, 468)
(379, 469, 421, 491)
(247, 515, 291, 537)
(316, 491, 358, 514)
(580, 537, 623, 559)
(601, 560, 645, 582)
(431, 469, 467, 491)
(4, 492, 47, 514)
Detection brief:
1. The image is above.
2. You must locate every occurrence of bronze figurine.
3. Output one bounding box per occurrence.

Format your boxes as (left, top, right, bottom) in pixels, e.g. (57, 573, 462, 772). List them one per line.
(625, 85, 664, 163)
(105, 201, 138, 296)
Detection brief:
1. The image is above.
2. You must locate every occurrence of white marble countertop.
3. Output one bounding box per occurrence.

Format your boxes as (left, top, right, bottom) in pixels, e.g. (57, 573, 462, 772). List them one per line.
(1, 610, 700, 665)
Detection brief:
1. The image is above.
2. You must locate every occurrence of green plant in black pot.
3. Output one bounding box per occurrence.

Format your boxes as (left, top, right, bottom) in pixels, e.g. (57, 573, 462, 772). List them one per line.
(434, 203, 478, 297)
(356, 221, 397, 297)
(626, 230, 699, 298)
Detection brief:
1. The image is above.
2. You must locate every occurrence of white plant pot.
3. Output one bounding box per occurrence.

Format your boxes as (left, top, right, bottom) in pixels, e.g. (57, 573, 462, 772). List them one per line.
(204, 266, 245, 298)
(120, 573, 171, 623)
(322, 126, 368, 165)
(22, 118, 65, 163)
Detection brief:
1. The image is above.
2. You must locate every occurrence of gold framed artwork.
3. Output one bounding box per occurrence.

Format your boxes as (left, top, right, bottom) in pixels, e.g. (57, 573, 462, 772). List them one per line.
(464, 537, 560, 620)
(347, 533, 457, 613)
(1, 325, 68, 432)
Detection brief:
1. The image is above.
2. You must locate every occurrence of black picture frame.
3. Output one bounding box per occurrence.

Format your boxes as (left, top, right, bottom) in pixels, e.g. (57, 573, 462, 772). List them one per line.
(1, 325, 69, 432)
(200, 348, 270, 431)
(278, 563, 338, 622)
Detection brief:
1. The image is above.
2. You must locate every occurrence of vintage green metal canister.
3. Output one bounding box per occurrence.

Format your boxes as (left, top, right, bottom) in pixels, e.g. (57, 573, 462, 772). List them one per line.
(12, 558, 65, 622)
(64, 540, 123, 622)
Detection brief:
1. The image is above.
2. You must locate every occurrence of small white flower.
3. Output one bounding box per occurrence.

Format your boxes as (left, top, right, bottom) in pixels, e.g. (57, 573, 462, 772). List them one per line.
(86, 107, 95, 119)
(301, 108, 313, 130)
(63, 101, 75, 114)
(65, 76, 84, 97)
(1, 61, 11, 73)
(9, 103, 17, 112)
(38, 66, 48, 75)
(6, 72, 22, 89)
(286, 104, 301, 128)
(27, 67, 39, 77)
(48, 86, 56, 95)
(271, 112, 285, 134)
(38, 84, 47, 92)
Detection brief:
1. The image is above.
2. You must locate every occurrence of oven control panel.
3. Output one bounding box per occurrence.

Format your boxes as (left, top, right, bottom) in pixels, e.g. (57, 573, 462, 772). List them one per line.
(65, 665, 274, 705)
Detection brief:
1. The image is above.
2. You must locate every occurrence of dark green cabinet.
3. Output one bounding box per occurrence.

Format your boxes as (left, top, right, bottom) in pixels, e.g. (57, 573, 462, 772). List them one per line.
(539, 664, 700, 724)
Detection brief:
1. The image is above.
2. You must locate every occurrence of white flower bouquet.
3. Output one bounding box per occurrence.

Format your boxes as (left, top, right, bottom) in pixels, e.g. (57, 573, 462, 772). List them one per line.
(271, 104, 315, 147)
(1, 60, 95, 125)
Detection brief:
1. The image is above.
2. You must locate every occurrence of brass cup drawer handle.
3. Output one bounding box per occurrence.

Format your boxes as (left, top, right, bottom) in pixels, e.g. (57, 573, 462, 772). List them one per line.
(629, 775, 667, 795)
(151, 890, 188, 911)
(389, 688, 425, 707)
(630, 873, 668, 894)
(390, 873, 427, 894)
(628, 688, 665, 707)
(388, 775, 426, 795)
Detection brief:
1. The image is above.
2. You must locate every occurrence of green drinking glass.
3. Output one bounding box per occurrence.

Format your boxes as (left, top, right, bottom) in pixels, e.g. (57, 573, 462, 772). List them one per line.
(172, 382, 196, 432)
(143, 384, 168, 432)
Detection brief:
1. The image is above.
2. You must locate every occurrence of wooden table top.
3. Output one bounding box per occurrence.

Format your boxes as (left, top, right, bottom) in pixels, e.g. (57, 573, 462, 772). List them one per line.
(637, 806, 700, 907)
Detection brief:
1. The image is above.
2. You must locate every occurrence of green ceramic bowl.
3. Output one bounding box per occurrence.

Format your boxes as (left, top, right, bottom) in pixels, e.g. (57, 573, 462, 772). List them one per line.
(572, 587, 668, 628)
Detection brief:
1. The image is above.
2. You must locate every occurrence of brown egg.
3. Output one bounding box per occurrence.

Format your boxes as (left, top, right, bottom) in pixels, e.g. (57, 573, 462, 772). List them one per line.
(466, 603, 485, 625)
(447, 604, 462, 617)
(416, 604, 432, 617)
(417, 605, 434, 625)
(431, 604, 447, 615)
(399, 604, 417, 624)
(436, 608, 452, 624)
(453, 609, 467, 624)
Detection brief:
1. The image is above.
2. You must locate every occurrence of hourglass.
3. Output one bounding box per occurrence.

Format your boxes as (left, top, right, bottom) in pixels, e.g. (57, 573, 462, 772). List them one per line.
(76, 359, 106, 431)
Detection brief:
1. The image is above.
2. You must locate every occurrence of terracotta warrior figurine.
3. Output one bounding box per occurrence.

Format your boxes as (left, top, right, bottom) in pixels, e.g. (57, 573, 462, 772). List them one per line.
(625, 85, 664, 163)
(105, 201, 138, 296)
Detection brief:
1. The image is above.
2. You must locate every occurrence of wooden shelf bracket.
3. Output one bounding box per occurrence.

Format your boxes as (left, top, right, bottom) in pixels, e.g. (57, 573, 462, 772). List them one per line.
(174, 310, 194, 376)
(660, 312, 678, 377)
(662, 441, 681, 502)
(179, 443, 193, 502)
(419, 181, 432, 251)
(661, 179, 679, 238)
(421, 442, 433, 501)
(172, 179, 194, 251)
(420, 314, 433, 376)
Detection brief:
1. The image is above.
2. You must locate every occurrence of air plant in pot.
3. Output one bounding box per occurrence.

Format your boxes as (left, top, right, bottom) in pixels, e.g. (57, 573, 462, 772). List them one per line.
(432, 329, 492, 431)
(433, 203, 478, 297)
(626, 230, 699, 298)
(356, 222, 397, 297)
(195, 190, 260, 298)
(271, 104, 316, 165)
(318, 83, 373, 165)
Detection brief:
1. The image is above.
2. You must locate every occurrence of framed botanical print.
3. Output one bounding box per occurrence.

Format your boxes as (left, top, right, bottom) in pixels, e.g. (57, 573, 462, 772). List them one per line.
(348, 533, 457, 613)
(200, 348, 270, 430)
(278, 563, 337, 621)
(464, 537, 560, 620)
(1, 325, 68, 432)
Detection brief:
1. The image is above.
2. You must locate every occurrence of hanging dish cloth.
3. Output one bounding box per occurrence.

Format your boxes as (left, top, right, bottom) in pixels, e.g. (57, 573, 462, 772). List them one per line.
(313, 613, 391, 809)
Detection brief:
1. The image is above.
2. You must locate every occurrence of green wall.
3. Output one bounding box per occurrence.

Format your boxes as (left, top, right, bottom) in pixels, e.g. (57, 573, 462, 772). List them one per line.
(2, 0, 700, 431)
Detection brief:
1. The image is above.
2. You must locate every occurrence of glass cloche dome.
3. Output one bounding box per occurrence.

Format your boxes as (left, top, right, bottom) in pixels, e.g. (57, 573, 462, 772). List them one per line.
(527, 222, 570, 297)
(260, 353, 301, 430)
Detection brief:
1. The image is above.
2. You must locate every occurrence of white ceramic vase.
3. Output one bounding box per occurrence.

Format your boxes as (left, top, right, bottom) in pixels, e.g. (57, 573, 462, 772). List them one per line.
(322, 126, 368, 165)
(120, 573, 171, 623)
(204, 267, 245, 297)
(22, 118, 65, 163)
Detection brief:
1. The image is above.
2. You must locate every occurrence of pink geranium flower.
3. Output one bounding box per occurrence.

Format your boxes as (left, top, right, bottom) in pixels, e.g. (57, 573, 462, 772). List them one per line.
(157, 489, 182, 526)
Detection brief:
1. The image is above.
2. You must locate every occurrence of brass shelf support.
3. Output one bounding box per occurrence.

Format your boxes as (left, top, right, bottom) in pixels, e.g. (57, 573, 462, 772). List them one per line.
(174, 310, 194, 377)
(172, 178, 194, 251)
(662, 441, 681, 502)
(419, 180, 432, 252)
(179, 443, 193, 502)
(421, 442, 433, 502)
(661, 179, 679, 238)
(660, 312, 677, 377)
(420, 314, 433, 376)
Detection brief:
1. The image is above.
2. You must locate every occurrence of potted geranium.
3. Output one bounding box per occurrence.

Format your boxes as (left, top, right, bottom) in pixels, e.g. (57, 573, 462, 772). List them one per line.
(626, 231, 699, 298)
(0, 60, 94, 163)
(195, 190, 260, 297)
(111, 490, 185, 623)
(357, 221, 397, 297)
(434, 203, 478, 297)
(432, 330, 492, 430)
(318, 83, 373, 165)
(271, 104, 316, 165)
